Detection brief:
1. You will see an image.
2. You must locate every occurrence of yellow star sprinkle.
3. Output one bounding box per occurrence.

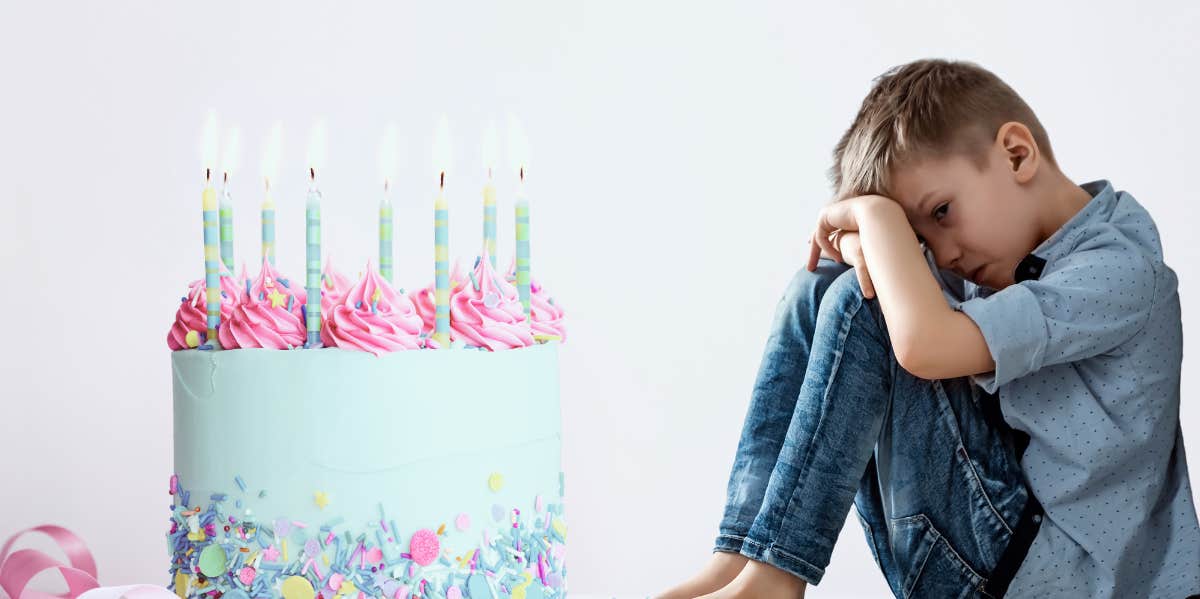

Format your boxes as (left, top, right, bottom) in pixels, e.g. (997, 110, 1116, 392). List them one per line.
(372, 287, 382, 304)
(314, 491, 330, 509)
(268, 288, 287, 309)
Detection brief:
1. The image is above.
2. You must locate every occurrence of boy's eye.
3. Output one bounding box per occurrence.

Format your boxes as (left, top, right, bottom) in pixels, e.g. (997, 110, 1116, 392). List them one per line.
(933, 202, 949, 221)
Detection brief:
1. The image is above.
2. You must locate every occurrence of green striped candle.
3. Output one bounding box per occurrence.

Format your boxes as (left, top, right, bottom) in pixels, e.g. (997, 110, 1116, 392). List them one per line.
(514, 168, 532, 323)
(380, 184, 394, 283)
(261, 185, 276, 267)
(219, 178, 234, 272)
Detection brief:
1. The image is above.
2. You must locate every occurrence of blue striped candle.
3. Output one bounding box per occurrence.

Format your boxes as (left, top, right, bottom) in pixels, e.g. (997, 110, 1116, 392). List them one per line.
(432, 174, 450, 347)
(202, 171, 222, 348)
(305, 168, 323, 348)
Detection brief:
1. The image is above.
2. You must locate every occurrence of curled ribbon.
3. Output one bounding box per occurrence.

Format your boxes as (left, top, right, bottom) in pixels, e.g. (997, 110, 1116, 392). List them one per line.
(0, 525, 173, 599)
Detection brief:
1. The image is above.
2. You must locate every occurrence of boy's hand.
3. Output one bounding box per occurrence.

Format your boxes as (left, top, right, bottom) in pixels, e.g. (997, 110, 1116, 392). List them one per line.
(822, 230, 876, 298)
(808, 195, 889, 297)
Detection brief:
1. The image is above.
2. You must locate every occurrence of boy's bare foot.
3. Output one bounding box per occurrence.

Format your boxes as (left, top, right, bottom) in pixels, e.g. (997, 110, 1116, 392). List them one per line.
(696, 560, 808, 599)
(654, 551, 750, 599)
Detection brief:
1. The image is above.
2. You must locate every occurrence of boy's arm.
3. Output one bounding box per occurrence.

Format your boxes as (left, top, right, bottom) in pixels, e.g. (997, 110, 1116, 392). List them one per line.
(852, 197, 995, 380)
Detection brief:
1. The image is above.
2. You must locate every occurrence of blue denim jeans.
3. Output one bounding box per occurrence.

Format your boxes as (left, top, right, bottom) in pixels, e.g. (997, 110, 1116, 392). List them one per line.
(715, 260, 1037, 598)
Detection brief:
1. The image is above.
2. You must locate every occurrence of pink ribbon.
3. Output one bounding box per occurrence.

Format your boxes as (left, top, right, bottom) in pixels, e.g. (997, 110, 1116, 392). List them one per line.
(0, 526, 174, 599)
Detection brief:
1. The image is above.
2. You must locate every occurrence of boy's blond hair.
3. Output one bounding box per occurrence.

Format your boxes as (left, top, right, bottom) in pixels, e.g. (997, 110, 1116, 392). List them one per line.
(829, 59, 1057, 200)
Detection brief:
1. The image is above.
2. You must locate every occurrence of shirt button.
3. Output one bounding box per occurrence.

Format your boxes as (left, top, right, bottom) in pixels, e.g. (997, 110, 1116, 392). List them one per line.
(1033, 514, 1042, 523)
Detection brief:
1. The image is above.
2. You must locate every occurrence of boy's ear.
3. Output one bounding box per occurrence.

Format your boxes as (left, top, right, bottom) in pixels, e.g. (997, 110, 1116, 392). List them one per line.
(995, 121, 1038, 184)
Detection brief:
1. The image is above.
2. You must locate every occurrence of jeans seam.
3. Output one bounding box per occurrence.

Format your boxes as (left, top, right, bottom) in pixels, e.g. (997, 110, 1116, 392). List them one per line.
(776, 291, 864, 536)
(739, 536, 825, 585)
(933, 380, 1016, 538)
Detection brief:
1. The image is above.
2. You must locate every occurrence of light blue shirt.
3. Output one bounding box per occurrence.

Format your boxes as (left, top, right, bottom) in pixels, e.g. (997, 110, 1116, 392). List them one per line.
(926, 180, 1200, 597)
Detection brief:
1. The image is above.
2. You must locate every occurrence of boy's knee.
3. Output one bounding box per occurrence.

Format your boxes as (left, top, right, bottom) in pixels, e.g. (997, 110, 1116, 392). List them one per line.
(782, 258, 851, 307)
(818, 267, 869, 310)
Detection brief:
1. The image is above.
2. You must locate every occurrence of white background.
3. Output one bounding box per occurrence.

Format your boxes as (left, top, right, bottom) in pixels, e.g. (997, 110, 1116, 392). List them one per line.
(2, 1, 1199, 597)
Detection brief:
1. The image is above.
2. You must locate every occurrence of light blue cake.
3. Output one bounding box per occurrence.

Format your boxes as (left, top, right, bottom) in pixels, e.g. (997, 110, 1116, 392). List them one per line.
(169, 342, 566, 599)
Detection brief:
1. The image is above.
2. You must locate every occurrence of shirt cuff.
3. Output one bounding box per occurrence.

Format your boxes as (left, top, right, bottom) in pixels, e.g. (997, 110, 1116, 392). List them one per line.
(955, 283, 1048, 393)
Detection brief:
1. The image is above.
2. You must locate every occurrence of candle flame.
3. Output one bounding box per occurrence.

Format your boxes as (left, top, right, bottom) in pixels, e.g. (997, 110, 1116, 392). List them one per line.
(261, 122, 283, 190)
(432, 114, 452, 182)
(200, 109, 219, 174)
(221, 126, 241, 179)
(482, 120, 499, 177)
(506, 114, 530, 177)
(378, 122, 399, 188)
(306, 119, 328, 173)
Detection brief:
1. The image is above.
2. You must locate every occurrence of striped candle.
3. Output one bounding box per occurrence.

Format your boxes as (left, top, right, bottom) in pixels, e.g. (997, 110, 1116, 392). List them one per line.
(217, 127, 239, 272)
(483, 176, 497, 268)
(380, 185, 394, 283)
(432, 174, 450, 347)
(261, 123, 282, 267)
(219, 180, 234, 271)
(482, 122, 499, 268)
(261, 184, 276, 266)
(514, 169, 532, 323)
(305, 169, 323, 348)
(202, 172, 222, 348)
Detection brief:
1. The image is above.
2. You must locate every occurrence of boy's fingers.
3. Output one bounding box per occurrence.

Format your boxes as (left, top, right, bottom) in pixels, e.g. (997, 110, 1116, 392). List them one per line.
(856, 252, 875, 298)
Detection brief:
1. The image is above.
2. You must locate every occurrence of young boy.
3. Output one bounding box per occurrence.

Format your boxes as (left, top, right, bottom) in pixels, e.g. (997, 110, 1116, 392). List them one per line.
(657, 59, 1200, 598)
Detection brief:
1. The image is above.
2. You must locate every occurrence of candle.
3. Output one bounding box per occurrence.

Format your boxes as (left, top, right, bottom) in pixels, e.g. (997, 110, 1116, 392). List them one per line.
(304, 120, 327, 349)
(431, 115, 452, 348)
(378, 123, 398, 283)
(481, 121, 499, 268)
(508, 115, 532, 323)
(261, 122, 282, 267)
(218, 126, 240, 272)
(200, 111, 223, 349)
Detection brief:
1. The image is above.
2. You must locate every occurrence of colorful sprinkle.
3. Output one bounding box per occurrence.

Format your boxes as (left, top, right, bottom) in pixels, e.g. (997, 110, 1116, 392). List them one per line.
(408, 529, 440, 567)
(314, 491, 330, 509)
(488, 472, 504, 492)
(185, 330, 200, 348)
(455, 512, 471, 531)
(237, 566, 256, 586)
(197, 544, 227, 577)
(280, 575, 314, 599)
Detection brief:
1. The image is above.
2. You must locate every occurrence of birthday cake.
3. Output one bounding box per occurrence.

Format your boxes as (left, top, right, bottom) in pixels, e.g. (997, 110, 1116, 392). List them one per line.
(167, 249, 568, 599)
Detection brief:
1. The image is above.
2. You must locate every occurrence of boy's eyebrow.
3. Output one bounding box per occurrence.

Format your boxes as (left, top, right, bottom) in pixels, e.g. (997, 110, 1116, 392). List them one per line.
(915, 189, 942, 217)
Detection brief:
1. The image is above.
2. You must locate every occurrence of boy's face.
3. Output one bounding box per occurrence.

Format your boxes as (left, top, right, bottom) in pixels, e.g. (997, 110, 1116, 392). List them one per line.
(887, 148, 1041, 290)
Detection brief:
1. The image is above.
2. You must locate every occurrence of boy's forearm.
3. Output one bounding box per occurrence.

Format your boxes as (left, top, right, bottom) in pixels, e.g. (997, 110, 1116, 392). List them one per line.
(853, 197, 954, 363)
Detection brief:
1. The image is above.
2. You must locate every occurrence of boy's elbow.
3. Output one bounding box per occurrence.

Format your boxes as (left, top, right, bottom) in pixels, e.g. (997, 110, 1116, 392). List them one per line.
(893, 335, 935, 380)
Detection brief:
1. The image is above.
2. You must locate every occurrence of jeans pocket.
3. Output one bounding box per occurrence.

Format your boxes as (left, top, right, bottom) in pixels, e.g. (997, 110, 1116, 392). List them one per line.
(887, 514, 985, 599)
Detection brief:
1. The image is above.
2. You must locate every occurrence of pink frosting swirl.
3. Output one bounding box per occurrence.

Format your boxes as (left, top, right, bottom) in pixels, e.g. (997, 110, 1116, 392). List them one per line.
(167, 264, 243, 350)
(450, 253, 535, 350)
(321, 257, 356, 314)
(505, 261, 567, 341)
(217, 259, 308, 350)
(414, 259, 467, 335)
(320, 261, 424, 355)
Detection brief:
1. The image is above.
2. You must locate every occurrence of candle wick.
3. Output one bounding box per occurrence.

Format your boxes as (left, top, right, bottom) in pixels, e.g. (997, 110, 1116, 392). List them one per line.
(309, 167, 316, 181)
(440, 171, 445, 189)
(519, 167, 524, 182)
(384, 179, 389, 193)
(206, 168, 211, 182)
(223, 171, 229, 185)
(488, 167, 492, 180)
(264, 177, 271, 192)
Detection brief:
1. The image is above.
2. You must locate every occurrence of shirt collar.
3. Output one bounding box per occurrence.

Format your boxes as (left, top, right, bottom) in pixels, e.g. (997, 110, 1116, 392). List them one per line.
(1014, 179, 1116, 282)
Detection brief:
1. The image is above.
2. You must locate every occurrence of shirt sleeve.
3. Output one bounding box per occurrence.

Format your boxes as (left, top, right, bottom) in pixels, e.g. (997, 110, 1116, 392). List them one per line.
(956, 238, 1157, 393)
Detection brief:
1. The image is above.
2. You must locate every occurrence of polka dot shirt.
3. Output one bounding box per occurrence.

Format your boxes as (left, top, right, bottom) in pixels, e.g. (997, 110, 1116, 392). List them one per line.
(929, 180, 1200, 597)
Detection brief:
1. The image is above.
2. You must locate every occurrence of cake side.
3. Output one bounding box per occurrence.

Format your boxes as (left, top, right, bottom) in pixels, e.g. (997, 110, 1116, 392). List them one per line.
(169, 343, 566, 599)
